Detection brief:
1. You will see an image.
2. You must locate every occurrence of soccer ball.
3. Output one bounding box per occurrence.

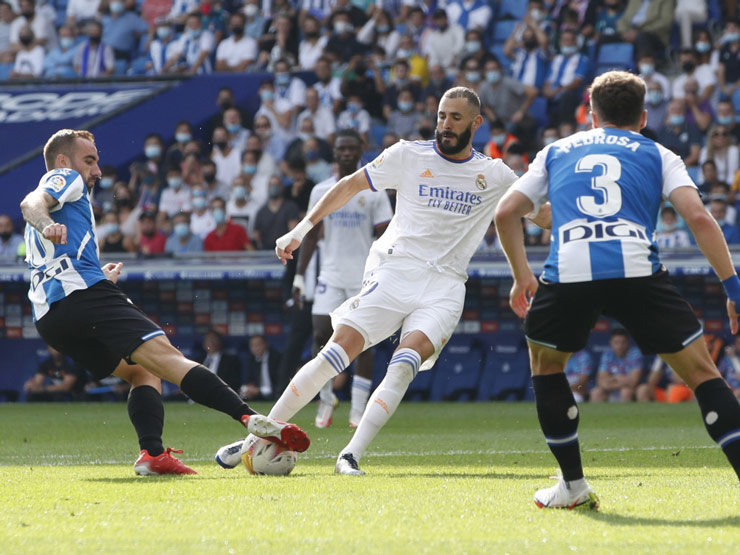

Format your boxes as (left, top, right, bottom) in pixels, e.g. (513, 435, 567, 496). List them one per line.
(241, 438, 297, 476)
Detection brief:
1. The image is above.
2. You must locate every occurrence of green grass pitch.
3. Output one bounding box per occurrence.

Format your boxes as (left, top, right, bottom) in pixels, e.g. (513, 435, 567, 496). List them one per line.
(2, 401, 740, 553)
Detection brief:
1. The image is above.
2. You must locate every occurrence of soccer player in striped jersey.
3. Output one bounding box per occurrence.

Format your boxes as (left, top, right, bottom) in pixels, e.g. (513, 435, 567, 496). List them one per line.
(495, 71, 740, 509)
(21, 129, 309, 475)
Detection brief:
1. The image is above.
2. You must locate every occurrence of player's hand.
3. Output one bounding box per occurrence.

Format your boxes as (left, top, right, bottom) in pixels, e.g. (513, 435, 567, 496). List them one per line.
(509, 273, 538, 319)
(275, 233, 302, 265)
(292, 274, 305, 309)
(727, 299, 739, 335)
(42, 222, 67, 245)
(102, 262, 124, 284)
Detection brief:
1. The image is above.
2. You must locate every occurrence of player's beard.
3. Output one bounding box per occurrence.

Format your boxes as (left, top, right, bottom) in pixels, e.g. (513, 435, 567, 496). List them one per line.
(435, 123, 473, 155)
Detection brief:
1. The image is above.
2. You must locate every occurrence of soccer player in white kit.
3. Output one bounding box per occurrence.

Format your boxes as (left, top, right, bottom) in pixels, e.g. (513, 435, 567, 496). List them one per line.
(293, 129, 393, 428)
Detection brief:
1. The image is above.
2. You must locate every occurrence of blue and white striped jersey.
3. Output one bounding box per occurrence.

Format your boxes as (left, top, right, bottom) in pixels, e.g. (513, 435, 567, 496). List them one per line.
(512, 128, 696, 283)
(25, 168, 106, 321)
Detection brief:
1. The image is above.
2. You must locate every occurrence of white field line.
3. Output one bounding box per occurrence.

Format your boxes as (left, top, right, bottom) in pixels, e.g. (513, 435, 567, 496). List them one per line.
(0, 444, 717, 467)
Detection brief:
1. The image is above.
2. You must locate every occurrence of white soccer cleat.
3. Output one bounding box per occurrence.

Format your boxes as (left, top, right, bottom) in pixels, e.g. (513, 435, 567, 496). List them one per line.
(315, 394, 339, 428)
(533, 476, 599, 510)
(335, 452, 365, 476)
(349, 410, 363, 429)
(215, 439, 246, 469)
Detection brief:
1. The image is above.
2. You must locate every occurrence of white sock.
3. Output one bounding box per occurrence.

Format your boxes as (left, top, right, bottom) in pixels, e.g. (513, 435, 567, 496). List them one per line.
(342, 348, 421, 461)
(269, 342, 349, 421)
(350, 375, 372, 415)
(319, 380, 334, 403)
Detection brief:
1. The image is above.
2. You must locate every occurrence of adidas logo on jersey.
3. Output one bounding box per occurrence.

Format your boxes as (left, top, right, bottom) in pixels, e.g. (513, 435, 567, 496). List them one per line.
(419, 169, 434, 178)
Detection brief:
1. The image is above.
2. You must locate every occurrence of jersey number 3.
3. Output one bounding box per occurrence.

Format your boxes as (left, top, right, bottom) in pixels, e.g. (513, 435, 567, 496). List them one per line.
(575, 154, 622, 218)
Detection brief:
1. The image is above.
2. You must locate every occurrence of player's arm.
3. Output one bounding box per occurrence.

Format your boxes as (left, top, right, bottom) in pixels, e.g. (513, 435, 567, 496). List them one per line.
(292, 223, 322, 306)
(670, 186, 740, 334)
(45, 373, 77, 393)
(20, 190, 67, 245)
(275, 168, 370, 265)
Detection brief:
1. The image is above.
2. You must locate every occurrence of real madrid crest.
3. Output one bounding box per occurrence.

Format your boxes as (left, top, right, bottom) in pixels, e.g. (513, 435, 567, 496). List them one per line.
(475, 173, 487, 190)
(358, 196, 366, 207)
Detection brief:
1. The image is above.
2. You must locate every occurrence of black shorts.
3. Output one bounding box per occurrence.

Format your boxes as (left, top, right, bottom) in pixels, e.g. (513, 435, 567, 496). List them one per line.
(524, 268, 703, 355)
(35, 280, 165, 379)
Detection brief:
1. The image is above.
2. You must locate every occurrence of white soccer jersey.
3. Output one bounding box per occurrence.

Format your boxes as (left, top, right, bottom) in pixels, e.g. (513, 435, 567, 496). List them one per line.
(310, 175, 393, 289)
(363, 140, 518, 280)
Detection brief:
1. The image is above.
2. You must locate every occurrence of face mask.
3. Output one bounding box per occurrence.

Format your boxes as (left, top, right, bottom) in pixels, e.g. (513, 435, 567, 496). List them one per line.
(305, 30, 319, 39)
(175, 132, 191, 143)
(398, 100, 413, 112)
(669, 114, 685, 126)
(376, 24, 389, 33)
(396, 48, 413, 58)
(275, 73, 290, 87)
(268, 185, 282, 199)
(561, 45, 577, 56)
(334, 21, 352, 34)
(639, 63, 654, 75)
(19, 35, 32, 46)
(213, 140, 227, 151)
(525, 221, 541, 236)
(218, 98, 233, 110)
(543, 136, 557, 146)
(192, 196, 207, 210)
(524, 38, 538, 50)
(695, 41, 711, 53)
(465, 40, 481, 54)
(233, 185, 248, 200)
(232, 26, 244, 36)
(486, 70, 501, 84)
(110, 1, 124, 14)
(244, 4, 258, 17)
(188, 29, 202, 39)
(648, 90, 663, 105)
(167, 177, 183, 189)
(465, 71, 480, 83)
(174, 222, 190, 238)
(662, 221, 678, 232)
(157, 26, 171, 40)
(242, 164, 257, 174)
(145, 145, 161, 159)
(436, 23, 448, 32)
(395, 77, 408, 87)
(304, 148, 320, 161)
(88, 34, 101, 44)
(490, 133, 506, 146)
(212, 208, 226, 224)
(531, 9, 544, 22)
(682, 61, 696, 74)
(21, 9, 34, 18)
(718, 115, 734, 126)
(203, 172, 216, 183)
(100, 223, 119, 237)
(260, 90, 274, 102)
(60, 36, 74, 49)
(99, 177, 114, 189)
(0, 231, 12, 242)
(226, 123, 241, 134)
(298, 132, 312, 141)
(723, 32, 740, 43)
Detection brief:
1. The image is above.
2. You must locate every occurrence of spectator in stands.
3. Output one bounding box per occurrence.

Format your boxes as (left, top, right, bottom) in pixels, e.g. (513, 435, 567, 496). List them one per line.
(147, 18, 175, 75)
(637, 50, 670, 99)
(680, 79, 712, 134)
(140, 0, 170, 27)
(675, 0, 707, 49)
(673, 48, 716, 105)
(456, 54, 484, 92)
(592, 0, 626, 45)
(101, 0, 148, 63)
(198, 330, 242, 394)
(201, 158, 229, 200)
(255, 80, 294, 144)
(180, 140, 204, 186)
(701, 159, 720, 192)
(382, 58, 421, 120)
(204, 196, 253, 251)
(297, 87, 336, 143)
(642, 80, 667, 134)
(190, 185, 216, 238)
(210, 126, 242, 187)
(282, 117, 331, 170)
(398, 32, 429, 82)
(422, 64, 452, 101)
(616, 0, 673, 58)
(243, 0, 265, 40)
(247, 134, 278, 182)
(358, 8, 400, 62)
(283, 159, 315, 215)
(324, 9, 364, 64)
(208, 86, 251, 135)
(0, 2, 14, 56)
(707, 196, 740, 244)
(700, 124, 740, 183)
(637, 357, 694, 402)
(257, 11, 298, 70)
(239, 148, 269, 205)
(484, 119, 518, 160)
(133, 132, 167, 185)
(42, 24, 77, 78)
(99, 211, 135, 253)
(564, 349, 592, 403)
(480, 57, 537, 133)
(718, 335, 740, 400)
(718, 19, 740, 100)
(543, 29, 589, 126)
(386, 88, 423, 139)
(9, 25, 42, 78)
(94, 165, 117, 211)
(136, 210, 166, 255)
(242, 334, 282, 401)
(655, 205, 691, 248)
(337, 93, 371, 143)
(298, 14, 327, 70)
(253, 113, 289, 164)
(66, 0, 100, 27)
(476, 220, 501, 253)
(590, 328, 643, 403)
(202, 0, 229, 43)
(223, 107, 250, 151)
(159, 165, 192, 218)
(341, 53, 384, 121)
(707, 181, 736, 216)
(165, 211, 203, 254)
(226, 175, 261, 232)
(0, 214, 22, 261)
(302, 136, 332, 183)
(717, 101, 740, 144)
(23, 346, 82, 402)
(503, 144, 529, 177)
(541, 125, 560, 147)
(253, 174, 300, 250)
(10, 0, 55, 51)
(333, 0, 368, 29)
(168, 0, 198, 25)
(74, 20, 113, 77)
(419, 8, 463, 70)
(164, 120, 194, 168)
(313, 56, 343, 113)
(505, 23, 549, 93)
(444, 0, 491, 33)
(274, 57, 307, 118)
(215, 12, 257, 72)
(164, 12, 215, 74)
(657, 99, 702, 167)
(460, 28, 491, 68)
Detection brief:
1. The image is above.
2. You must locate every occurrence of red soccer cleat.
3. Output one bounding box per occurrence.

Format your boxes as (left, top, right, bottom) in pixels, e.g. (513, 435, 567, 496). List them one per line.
(133, 447, 198, 475)
(241, 414, 310, 453)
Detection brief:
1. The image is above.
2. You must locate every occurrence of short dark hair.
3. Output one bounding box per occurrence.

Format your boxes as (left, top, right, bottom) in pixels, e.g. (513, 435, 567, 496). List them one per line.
(43, 129, 95, 171)
(610, 327, 629, 339)
(335, 128, 363, 143)
(589, 71, 645, 127)
(442, 86, 481, 115)
(660, 205, 677, 218)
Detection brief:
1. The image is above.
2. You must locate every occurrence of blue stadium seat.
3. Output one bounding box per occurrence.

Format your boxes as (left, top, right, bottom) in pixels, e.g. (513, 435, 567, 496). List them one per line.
(429, 339, 484, 401)
(473, 119, 489, 151)
(595, 42, 635, 73)
(498, 0, 528, 20)
(370, 122, 387, 149)
(732, 89, 740, 116)
(528, 96, 549, 127)
(488, 44, 511, 71)
(130, 56, 149, 76)
(477, 341, 530, 401)
(491, 20, 518, 44)
(0, 63, 12, 81)
(114, 59, 129, 76)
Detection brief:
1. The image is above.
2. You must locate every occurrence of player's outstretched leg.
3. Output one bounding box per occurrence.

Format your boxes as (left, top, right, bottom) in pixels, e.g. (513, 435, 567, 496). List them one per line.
(349, 350, 374, 428)
(693, 378, 740, 481)
(336, 348, 420, 475)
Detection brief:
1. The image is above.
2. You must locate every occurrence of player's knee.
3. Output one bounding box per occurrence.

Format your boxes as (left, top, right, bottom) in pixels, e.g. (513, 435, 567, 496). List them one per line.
(386, 360, 415, 387)
(126, 364, 161, 391)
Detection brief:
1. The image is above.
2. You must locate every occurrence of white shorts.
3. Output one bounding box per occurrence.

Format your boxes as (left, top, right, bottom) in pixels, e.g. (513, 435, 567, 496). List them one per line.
(331, 257, 466, 371)
(312, 281, 360, 316)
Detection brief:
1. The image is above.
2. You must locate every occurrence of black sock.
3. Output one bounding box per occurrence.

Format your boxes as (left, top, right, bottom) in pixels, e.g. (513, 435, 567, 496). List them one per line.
(694, 377, 740, 481)
(532, 373, 584, 482)
(180, 365, 255, 422)
(127, 385, 164, 456)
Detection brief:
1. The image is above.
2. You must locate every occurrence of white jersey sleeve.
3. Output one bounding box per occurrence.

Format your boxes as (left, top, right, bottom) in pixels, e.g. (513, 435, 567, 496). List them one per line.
(510, 145, 551, 214)
(363, 141, 406, 192)
(38, 169, 85, 209)
(657, 143, 697, 198)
